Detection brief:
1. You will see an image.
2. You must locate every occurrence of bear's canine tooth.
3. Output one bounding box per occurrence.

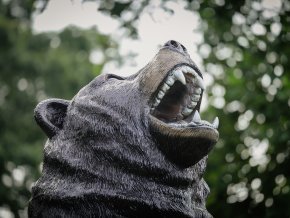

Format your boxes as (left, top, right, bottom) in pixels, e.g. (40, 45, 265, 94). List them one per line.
(174, 70, 186, 85)
(192, 110, 201, 123)
(183, 67, 205, 90)
(195, 76, 205, 90)
(212, 117, 219, 129)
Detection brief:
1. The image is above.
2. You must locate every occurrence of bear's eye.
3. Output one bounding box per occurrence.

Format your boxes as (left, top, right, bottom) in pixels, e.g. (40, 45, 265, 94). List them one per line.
(106, 74, 125, 80)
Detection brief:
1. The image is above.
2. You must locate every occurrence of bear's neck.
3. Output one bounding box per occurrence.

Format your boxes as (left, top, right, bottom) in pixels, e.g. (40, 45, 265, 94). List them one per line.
(36, 129, 211, 218)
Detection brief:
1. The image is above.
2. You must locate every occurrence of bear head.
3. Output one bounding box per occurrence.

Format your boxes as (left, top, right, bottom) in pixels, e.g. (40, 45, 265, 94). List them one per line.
(30, 40, 219, 218)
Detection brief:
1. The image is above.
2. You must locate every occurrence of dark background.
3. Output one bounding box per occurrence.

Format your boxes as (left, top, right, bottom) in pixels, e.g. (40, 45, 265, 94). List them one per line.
(0, 0, 289, 217)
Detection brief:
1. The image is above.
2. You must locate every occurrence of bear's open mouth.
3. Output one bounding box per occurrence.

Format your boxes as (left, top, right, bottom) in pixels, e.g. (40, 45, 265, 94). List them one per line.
(150, 64, 219, 130)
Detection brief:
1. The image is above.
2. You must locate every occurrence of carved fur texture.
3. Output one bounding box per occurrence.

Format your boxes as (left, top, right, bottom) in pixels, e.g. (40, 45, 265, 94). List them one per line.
(29, 40, 218, 218)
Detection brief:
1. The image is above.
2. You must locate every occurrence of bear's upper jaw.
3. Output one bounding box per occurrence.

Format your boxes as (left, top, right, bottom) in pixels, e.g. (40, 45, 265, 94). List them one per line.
(150, 64, 219, 130)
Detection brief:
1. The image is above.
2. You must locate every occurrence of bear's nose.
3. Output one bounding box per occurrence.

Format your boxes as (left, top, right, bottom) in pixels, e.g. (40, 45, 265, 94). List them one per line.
(163, 40, 188, 55)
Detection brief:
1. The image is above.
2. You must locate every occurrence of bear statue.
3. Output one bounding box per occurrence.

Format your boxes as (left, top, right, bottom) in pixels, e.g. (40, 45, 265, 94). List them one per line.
(29, 40, 219, 218)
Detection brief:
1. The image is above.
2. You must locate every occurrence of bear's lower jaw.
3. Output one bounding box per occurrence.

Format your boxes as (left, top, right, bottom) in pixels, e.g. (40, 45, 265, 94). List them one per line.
(149, 115, 219, 167)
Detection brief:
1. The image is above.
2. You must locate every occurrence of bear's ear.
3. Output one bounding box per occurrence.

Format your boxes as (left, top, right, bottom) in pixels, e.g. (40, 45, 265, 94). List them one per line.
(34, 98, 70, 139)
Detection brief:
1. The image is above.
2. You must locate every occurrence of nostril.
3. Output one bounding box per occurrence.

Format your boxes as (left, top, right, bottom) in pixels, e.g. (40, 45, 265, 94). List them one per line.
(170, 40, 178, 48)
(180, 44, 187, 52)
(163, 40, 188, 55)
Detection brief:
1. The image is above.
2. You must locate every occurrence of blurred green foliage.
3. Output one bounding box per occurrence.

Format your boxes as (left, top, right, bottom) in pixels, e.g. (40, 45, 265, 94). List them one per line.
(197, 1, 290, 217)
(1, 0, 290, 217)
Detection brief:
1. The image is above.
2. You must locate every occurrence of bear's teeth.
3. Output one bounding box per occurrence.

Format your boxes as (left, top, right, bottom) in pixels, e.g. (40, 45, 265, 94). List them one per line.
(157, 90, 165, 99)
(161, 83, 170, 93)
(195, 76, 204, 90)
(181, 66, 205, 90)
(174, 70, 186, 85)
(212, 117, 219, 128)
(188, 101, 197, 109)
(182, 107, 193, 116)
(165, 76, 175, 86)
(192, 94, 200, 102)
(182, 66, 194, 74)
(151, 65, 205, 114)
(153, 99, 160, 107)
(192, 111, 201, 123)
(194, 88, 202, 94)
